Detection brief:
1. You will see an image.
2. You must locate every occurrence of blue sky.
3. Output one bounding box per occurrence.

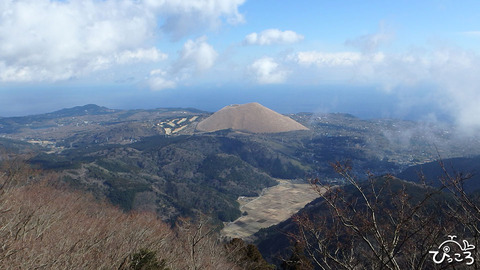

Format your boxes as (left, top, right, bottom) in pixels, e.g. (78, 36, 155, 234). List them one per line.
(1, 0, 480, 131)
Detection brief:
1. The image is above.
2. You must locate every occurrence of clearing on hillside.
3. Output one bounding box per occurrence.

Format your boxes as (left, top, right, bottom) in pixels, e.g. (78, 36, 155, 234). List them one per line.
(221, 179, 321, 241)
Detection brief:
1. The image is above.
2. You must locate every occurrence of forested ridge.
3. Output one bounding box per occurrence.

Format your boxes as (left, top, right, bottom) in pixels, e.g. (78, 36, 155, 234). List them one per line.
(0, 153, 274, 269)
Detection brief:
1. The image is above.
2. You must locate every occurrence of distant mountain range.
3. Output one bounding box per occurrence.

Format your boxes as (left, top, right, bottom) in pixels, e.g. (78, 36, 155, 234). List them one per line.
(1, 103, 480, 228)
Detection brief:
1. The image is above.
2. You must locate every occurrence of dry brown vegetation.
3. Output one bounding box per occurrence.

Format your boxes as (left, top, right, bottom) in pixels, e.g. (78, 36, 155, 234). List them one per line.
(222, 180, 320, 240)
(286, 161, 480, 269)
(0, 154, 238, 269)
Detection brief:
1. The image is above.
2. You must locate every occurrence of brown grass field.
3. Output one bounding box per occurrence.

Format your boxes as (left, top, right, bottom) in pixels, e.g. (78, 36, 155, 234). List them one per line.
(221, 179, 322, 241)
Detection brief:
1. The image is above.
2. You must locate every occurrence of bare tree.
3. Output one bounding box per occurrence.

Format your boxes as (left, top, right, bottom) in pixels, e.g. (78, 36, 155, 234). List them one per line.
(290, 162, 456, 270)
(436, 159, 480, 269)
(174, 215, 237, 270)
(0, 155, 237, 269)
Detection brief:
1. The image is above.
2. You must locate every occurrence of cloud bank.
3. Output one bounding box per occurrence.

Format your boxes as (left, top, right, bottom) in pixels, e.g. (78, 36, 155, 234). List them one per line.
(174, 36, 218, 74)
(287, 46, 480, 132)
(0, 0, 243, 82)
(244, 29, 304, 45)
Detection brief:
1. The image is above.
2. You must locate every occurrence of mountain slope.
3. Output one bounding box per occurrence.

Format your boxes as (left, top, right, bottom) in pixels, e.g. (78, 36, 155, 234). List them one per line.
(253, 176, 455, 267)
(0, 104, 208, 144)
(196, 102, 309, 133)
(397, 155, 480, 193)
(30, 134, 309, 223)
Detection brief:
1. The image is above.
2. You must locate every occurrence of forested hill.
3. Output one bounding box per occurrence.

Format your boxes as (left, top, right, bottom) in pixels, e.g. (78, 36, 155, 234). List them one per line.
(397, 155, 480, 193)
(29, 133, 309, 224)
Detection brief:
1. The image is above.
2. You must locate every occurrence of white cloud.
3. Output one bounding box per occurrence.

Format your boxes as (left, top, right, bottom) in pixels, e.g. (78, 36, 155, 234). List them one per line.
(345, 22, 393, 53)
(0, 0, 244, 82)
(424, 49, 480, 133)
(249, 57, 288, 84)
(0, 0, 159, 82)
(173, 36, 218, 74)
(146, 37, 218, 91)
(292, 51, 386, 84)
(293, 50, 422, 87)
(148, 69, 177, 91)
(244, 29, 304, 45)
(115, 48, 168, 65)
(291, 46, 480, 133)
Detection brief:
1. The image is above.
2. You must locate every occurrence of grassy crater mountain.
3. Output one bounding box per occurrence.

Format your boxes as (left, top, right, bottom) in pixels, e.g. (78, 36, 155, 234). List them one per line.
(196, 102, 309, 133)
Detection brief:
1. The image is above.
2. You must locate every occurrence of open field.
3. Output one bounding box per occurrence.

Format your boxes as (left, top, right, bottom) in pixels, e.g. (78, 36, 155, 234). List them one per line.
(221, 179, 322, 241)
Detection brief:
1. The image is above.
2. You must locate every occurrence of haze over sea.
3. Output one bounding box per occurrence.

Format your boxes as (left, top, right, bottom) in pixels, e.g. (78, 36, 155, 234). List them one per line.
(1, 84, 446, 122)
